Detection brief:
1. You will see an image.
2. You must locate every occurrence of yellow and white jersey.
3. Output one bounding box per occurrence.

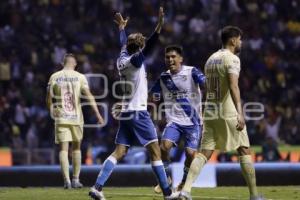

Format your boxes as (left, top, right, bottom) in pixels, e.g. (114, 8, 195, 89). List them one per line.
(204, 49, 241, 118)
(48, 69, 89, 125)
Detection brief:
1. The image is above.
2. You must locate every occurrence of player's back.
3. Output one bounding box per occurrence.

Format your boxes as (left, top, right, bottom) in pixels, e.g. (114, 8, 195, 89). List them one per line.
(117, 53, 148, 112)
(204, 49, 240, 118)
(48, 69, 87, 125)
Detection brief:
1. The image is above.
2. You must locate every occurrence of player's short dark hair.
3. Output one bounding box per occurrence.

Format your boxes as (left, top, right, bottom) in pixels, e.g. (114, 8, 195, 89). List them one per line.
(63, 53, 75, 64)
(165, 45, 183, 56)
(221, 26, 242, 45)
(126, 33, 146, 55)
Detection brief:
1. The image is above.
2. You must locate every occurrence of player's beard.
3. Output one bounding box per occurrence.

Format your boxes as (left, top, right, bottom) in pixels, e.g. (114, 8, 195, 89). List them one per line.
(234, 46, 241, 54)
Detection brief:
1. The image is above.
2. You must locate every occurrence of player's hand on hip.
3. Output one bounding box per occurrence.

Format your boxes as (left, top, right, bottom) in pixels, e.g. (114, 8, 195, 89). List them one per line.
(236, 113, 245, 131)
(114, 13, 129, 30)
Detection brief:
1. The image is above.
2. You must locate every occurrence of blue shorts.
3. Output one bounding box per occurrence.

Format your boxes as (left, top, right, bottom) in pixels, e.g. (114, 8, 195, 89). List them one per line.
(115, 111, 158, 147)
(162, 122, 201, 150)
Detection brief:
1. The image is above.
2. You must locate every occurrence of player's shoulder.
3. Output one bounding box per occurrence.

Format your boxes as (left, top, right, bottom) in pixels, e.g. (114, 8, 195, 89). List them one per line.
(182, 65, 195, 71)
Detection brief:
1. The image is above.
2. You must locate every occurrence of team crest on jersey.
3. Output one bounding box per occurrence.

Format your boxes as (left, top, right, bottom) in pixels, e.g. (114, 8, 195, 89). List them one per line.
(180, 75, 187, 81)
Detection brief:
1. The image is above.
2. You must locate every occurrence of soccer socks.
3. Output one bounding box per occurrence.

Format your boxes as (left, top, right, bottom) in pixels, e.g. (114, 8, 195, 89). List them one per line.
(181, 166, 189, 184)
(152, 160, 172, 196)
(239, 155, 259, 197)
(182, 153, 207, 193)
(95, 155, 117, 191)
(72, 150, 81, 180)
(59, 150, 70, 183)
(163, 161, 171, 179)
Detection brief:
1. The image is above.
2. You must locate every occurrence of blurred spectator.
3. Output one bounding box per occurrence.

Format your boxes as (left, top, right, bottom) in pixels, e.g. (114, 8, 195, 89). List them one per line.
(262, 137, 282, 162)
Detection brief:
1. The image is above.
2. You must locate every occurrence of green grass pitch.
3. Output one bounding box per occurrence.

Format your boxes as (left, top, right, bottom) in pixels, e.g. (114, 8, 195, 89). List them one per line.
(0, 186, 299, 200)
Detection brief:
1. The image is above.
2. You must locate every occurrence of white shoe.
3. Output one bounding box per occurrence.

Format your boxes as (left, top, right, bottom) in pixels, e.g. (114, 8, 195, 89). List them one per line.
(64, 181, 71, 189)
(179, 191, 192, 200)
(71, 179, 83, 188)
(89, 186, 106, 200)
(164, 191, 180, 200)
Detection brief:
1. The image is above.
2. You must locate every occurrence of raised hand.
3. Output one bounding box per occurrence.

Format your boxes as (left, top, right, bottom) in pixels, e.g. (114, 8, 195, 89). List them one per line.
(155, 7, 165, 33)
(114, 13, 129, 30)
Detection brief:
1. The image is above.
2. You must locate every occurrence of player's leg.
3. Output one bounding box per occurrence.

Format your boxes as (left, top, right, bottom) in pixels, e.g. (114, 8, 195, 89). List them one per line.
(59, 141, 71, 189)
(70, 125, 84, 188)
(89, 144, 129, 200)
(56, 124, 72, 188)
(95, 144, 128, 190)
(146, 141, 174, 197)
(237, 146, 263, 200)
(176, 148, 196, 192)
(154, 139, 173, 193)
(71, 141, 83, 188)
(177, 124, 201, 191)
(181, 149, 213, 196)
(180, 121, 216, 199)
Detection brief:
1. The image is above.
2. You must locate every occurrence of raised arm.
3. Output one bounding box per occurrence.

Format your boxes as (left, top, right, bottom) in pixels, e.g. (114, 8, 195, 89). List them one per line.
(114, 13, 129, 47)
(142, 6, 164, 56)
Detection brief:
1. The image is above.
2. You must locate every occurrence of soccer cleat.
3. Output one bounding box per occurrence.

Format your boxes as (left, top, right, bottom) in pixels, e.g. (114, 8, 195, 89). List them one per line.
(164, 191, 181, 200)
(89, 186, 106, 200)
(71, 179, 83, 188)
(179, 191, 192, 200)
(176, 182, 185, 192)
(64, 181, 71, 189)
(250, 195, 265, 200)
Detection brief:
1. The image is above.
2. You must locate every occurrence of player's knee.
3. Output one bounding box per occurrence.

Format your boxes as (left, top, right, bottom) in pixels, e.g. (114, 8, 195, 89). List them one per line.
(160, 143, 171, 154)
(237, 146, 251, 156)
(185, 148, 196, 159)
(112, 146, 128, 160)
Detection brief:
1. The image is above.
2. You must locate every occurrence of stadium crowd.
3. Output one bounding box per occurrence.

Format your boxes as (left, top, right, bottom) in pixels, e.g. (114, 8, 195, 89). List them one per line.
(0, 0, 299, 164)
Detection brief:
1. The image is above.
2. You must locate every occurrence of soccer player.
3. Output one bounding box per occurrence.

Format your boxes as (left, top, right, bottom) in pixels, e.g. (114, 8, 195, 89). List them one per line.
(46, 53, 104, 189)
(150, 45, 205, 193)
(89, 7, 178, 200)
(179, 26, 264, 200)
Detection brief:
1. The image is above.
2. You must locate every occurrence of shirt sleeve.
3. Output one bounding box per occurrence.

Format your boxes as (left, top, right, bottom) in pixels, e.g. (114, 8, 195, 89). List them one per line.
(227, 55, 241, 75)
(130, 51, 145, 68)
(149, 78, 162, 94)
(192, 67, 206, 85)
(81, 75, 90, 91)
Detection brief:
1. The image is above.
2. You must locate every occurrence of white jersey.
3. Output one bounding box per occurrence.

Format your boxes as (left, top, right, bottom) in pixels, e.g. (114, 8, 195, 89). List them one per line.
(117, 51, 148, 112)
(151, 65, 206, 126)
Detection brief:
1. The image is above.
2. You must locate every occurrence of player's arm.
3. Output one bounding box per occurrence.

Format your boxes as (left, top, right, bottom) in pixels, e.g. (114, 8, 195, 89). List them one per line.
(228, 62, 245, 131)
(130, 7, 164, 67)
(82, 87, 104, 125)
(114, 12, 129, 54)
(46, 85, 52, 111)
(81, 76, 104, 125)
(149, 78, 162, 103)
(142, 6, 164, 56)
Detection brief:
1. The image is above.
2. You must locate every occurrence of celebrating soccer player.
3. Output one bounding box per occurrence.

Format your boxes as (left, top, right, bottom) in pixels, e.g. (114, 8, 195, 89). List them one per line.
(150, 45, 205, 193)
(179, 26, 264, 200)
(46, 53, 104, 189)
(88, 7, 178, 200)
